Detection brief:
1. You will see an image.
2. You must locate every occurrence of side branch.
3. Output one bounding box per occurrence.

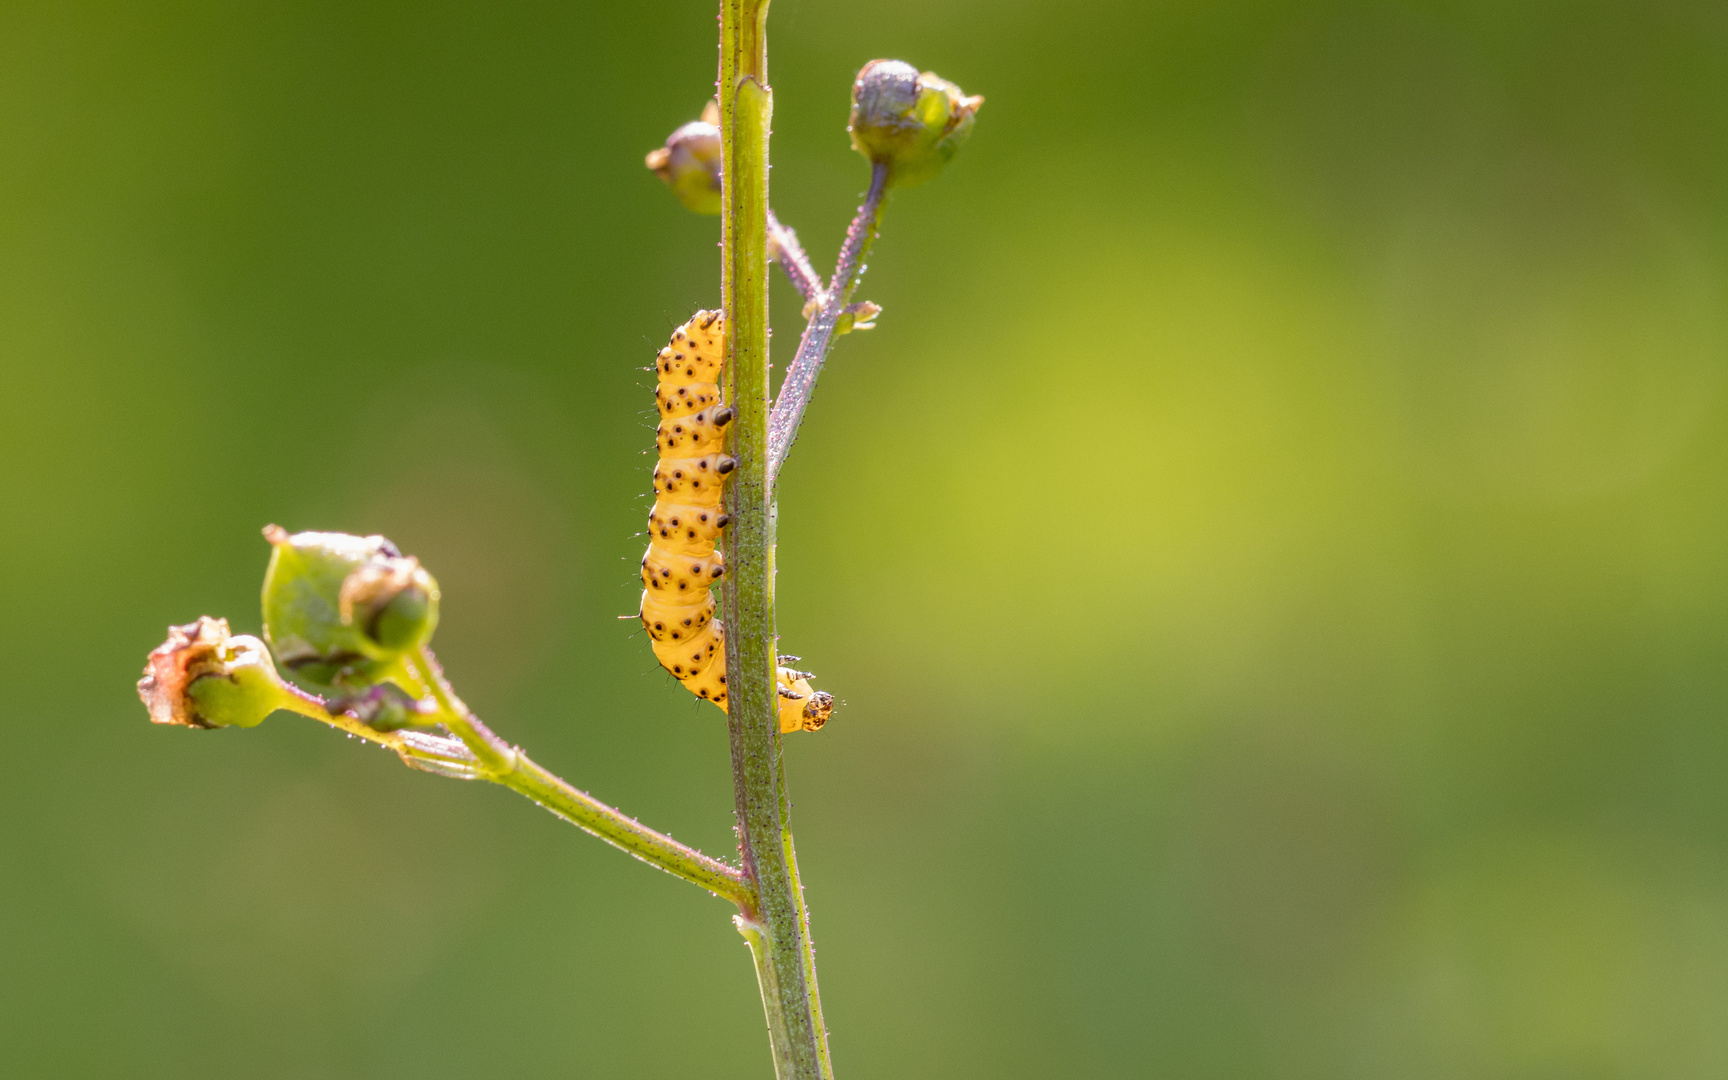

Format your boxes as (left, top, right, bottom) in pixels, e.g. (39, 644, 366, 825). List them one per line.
(502, 750, 756, 905)
(274, 659, 755, 909)
(766, 162, 889, 486)
(768, 210, 824, 305)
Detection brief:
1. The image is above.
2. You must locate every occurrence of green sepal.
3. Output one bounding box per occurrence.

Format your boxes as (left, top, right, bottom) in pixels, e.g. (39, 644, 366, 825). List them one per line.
(260, 526, 440, 692)
(186, 665, 290, 728)
(371, 587, 434, 653)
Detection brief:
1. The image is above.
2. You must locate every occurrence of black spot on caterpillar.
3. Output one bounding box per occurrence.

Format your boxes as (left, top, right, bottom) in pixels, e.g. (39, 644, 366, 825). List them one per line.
(638, 309, 834, 734)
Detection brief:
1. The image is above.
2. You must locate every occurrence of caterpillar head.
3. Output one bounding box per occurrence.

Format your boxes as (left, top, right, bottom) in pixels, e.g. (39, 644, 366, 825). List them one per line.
(801, 691, 834, 732)
(776, 671, 836, 733)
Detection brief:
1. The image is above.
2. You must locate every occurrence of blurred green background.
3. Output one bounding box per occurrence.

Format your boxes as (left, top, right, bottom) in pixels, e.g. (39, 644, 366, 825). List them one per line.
(3, 0, 1727, 1076)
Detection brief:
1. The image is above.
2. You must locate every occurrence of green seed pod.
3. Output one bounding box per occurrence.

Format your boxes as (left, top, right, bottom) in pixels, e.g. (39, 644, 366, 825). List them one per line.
(260, 525, 440, 689)
(646, 101, 723, 215)
(138, 616, 299, 729)
(848, 60, 983, 188)
(333, 682, 427, 733)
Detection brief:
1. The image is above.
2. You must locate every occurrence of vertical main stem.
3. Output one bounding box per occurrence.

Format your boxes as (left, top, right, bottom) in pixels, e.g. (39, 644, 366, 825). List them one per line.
(718, 3, 832, 1079)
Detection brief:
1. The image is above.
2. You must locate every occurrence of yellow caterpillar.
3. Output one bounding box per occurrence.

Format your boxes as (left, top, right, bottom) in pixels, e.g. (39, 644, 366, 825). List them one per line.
(640, 309, 834, 733)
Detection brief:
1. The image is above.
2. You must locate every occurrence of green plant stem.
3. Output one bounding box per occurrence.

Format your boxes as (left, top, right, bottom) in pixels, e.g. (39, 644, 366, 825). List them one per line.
(766, 162, 889, 487)
(774, 749, 833, 1068)
(719, 3, 833, 1078)
(403, 648, 515, 774)
(498, 748, 754, 905)
(273, 658, 755, 908)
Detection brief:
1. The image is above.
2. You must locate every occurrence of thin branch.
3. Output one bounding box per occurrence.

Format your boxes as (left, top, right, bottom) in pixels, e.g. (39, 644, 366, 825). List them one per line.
(500, 749, 755, 905)
(766, 162, 890, 487)
(403, 648, 516, 775)
(768, 210, 824, 306)
(274, 656, 756, 908)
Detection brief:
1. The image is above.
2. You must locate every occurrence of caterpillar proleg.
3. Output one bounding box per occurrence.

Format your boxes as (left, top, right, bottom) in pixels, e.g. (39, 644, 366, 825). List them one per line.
(640, 309, 834, 733)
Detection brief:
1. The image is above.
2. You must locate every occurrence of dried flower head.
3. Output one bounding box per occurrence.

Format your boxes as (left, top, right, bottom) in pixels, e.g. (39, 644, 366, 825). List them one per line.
(138, 616, 293, 729)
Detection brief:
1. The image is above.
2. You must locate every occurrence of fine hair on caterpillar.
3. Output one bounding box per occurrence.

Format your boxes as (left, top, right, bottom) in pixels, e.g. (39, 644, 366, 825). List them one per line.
(638, 309, 834, 733)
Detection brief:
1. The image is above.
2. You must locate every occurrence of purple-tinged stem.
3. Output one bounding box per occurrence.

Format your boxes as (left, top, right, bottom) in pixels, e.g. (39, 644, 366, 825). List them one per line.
(768, 210, 824, 305)
(766, 162, 889, 486)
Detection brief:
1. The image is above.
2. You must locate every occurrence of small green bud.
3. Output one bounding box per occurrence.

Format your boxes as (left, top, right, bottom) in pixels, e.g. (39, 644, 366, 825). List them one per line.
(332, 683, 427, 733)
(138, 616, 298, 729)
(369, 586, 433, 653)
(646, 101, 723, 215)
(260, 525, 441, 689)
(848, 60, 983, 188)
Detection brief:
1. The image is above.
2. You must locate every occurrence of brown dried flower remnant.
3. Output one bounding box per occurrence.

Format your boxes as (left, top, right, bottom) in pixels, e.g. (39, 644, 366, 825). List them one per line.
(137, 616, 295, 729)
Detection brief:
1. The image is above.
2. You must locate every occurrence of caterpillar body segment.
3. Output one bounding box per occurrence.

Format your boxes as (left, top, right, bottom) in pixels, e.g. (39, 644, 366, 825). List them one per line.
(640, 310, 834, 734)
